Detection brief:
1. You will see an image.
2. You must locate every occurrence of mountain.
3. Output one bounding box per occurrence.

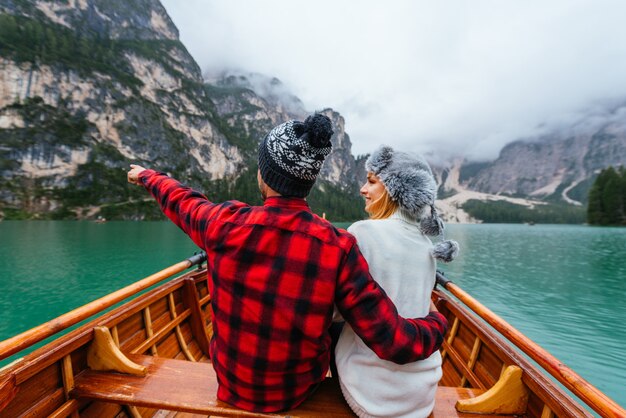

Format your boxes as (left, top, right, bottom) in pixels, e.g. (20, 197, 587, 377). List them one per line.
(459, 104, 626, 205)
(458, 105, 626, 205)
(1, 1, 623, 224)
(434, 105, 626, 223)
(0, 0, 364, 221)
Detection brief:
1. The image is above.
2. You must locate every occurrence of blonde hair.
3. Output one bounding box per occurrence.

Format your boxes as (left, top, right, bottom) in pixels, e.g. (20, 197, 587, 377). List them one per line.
(368, 187, 399, 220)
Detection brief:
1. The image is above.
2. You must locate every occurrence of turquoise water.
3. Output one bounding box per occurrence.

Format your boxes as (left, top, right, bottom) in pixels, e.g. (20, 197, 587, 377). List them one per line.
(0, 221, 624, 410)
(440, 224, 626, 411)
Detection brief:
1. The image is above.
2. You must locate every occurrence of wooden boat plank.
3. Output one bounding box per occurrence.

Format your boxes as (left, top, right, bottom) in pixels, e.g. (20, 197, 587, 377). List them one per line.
(156, 331, 185, 359)
(70, 345, 90, 383)
(178, 322, 196, 350)
(120, 331, 151, 355)
(442, 341, 485, 389)
(182, 279, 211, 357)
(0, 363, 62, 417)
(151, 309, 175, 339)
(527, 390, 549, 418)
(48, 399, 79, 418)
(132, 310, 190, 355)
(169, 413, 213, 418)
(440, 357, 464, 387)
(193, 275, 210, 300)
(150, 298, 171, 327)
(186, 339, 203, 361)
(451, 322, 474, 360)
(136, 405, 161, 417)
(0, 260, 201, 363)
(78, 400, 123, 418)
(473, 344, 502, 387)
(6, 387, 65, 418)
(0, 375, 17, 411)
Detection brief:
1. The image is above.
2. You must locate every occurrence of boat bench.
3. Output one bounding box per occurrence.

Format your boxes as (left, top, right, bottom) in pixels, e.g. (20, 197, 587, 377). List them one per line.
(72, 354, 353, 417)
(71, 353, 515, 418)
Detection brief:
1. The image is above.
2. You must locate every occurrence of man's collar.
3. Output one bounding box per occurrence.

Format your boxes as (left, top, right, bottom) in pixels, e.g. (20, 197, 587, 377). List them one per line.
(263, 196, 311, 211)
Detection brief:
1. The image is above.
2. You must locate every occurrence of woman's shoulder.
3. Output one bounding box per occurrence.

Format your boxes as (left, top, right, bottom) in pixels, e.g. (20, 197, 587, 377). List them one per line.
(347, 219, 393, 239)
(347, 219, 376, 233)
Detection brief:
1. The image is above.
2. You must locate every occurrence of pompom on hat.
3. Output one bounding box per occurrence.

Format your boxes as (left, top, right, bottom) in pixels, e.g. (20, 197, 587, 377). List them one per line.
(258, 113, 333, 197)
(366, 145, 459, 263)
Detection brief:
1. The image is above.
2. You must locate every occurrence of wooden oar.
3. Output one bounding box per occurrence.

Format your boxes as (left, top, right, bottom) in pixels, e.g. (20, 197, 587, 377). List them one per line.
(435, 271, 626, 418)
(0, 252, 207, 362)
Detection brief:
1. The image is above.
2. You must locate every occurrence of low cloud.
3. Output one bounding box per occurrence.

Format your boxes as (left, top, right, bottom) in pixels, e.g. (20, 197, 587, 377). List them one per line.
(161, 0, 626, 161)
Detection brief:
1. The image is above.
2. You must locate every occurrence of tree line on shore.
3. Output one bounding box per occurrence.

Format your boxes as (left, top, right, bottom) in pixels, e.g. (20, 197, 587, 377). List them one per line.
(587, 166, 626, 226)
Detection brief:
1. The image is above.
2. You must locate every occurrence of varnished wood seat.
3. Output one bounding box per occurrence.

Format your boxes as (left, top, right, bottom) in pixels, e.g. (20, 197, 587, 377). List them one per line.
(70, 355, 520, 418)
(70, 353, 519, 418)
(71, 354, 356, 417)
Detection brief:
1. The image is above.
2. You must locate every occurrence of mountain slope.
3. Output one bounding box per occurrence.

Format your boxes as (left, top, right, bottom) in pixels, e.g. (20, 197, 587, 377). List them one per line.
(459, 105, 626, 205)
(1, 1, 623, 224)
(0, 0, 364, 221)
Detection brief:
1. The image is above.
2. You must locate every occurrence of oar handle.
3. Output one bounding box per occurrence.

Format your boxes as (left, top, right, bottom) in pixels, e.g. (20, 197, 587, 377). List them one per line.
(435, 271, 626, 418)
(0, 252, 207, 361)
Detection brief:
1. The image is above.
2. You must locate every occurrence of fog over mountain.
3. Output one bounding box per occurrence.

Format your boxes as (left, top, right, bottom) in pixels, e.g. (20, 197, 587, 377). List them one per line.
(161, 0, 626, 160)
(1, 0, 623, 223)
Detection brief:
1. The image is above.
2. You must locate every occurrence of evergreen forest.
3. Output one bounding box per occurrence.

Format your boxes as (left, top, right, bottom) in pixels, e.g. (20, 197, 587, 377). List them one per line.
(587, 166, 626, 226)
(461, 200, 586, 224)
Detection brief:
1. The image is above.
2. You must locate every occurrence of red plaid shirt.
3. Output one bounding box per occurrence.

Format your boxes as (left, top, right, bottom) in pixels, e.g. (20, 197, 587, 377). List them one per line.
(140, 170, 448, 412)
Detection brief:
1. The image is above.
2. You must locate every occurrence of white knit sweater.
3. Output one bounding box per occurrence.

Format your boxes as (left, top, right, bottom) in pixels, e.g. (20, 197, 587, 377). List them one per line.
(335, 209, 442, 418)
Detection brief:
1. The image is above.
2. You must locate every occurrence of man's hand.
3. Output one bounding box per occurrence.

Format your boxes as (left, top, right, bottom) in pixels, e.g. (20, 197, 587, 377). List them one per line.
(128, 164, 147, 185)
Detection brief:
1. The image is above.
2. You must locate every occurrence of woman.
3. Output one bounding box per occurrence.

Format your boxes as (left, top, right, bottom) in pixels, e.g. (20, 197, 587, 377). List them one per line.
(335, 145, 459, 418)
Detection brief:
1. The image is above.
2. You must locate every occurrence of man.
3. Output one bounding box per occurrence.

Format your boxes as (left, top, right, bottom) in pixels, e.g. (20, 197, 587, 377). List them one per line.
(127, 113, 447, 413)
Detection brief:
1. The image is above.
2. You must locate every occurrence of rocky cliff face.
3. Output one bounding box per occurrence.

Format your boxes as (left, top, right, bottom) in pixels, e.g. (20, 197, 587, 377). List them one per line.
(8, 0, 180, 41)
(0, 0, 363, 220)
(459, 106, 626, 204)
(0, 0, 242, 218)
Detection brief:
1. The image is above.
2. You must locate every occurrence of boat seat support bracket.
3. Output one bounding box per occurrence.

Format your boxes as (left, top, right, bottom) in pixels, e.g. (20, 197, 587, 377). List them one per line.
(455, 365, 529, 415)
(87, 326, 147, 376)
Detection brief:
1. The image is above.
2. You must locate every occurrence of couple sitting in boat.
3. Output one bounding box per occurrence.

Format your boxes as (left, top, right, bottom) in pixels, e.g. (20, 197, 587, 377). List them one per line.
(127, 113, 459, 418)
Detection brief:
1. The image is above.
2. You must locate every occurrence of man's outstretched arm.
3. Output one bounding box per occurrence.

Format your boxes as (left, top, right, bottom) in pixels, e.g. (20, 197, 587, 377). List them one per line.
(127, 164, 221, 249)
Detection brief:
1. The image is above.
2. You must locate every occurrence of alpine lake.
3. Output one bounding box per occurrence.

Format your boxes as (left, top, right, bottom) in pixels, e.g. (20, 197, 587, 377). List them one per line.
(0, 221, 624, 411)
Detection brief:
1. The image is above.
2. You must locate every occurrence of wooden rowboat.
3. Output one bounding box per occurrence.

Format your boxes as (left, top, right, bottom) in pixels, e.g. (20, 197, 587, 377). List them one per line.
(0, 254, 624, 418)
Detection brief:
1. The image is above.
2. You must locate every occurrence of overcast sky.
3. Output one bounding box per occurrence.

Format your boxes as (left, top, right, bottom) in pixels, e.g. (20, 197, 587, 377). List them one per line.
(160, 0, 626, 161)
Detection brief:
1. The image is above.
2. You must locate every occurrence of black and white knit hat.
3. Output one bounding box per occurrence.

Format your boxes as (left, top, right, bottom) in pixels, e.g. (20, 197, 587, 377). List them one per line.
(366, 145, 460, 262)
(258, 113, 333, 197)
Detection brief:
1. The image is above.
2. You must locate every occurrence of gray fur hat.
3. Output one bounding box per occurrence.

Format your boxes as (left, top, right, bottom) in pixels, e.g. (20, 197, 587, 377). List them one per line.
(366, 145, 459, 262)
